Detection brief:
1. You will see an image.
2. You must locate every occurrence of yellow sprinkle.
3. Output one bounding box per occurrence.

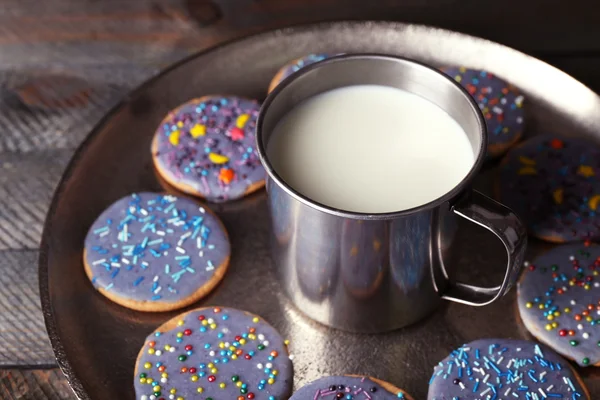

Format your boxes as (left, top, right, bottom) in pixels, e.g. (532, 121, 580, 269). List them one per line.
(585, 285, 591, 290)
(209, 152, 229, 164)
(231, 354, 238, 360)
(177, 397, 184, 400)
(249, 334, 257, 340)
(191, 376, 199, 382)
(552, 322, 558, 328)
(144, 362, 151, 369)
(569, 281, 575, 286)
(229, 346, 236, 351)
(526, 302, 533, 308)
(236, 381, 243, 388)
(518, 166, 537, 175)
(538, 304, 545, 309)
(553, 188, 563, 205)
(272, 370, 278, 376)
(252, 317, 260, 323)
(162, 373, 168, 379)
(164, 345, 171, 350)
(545, 324, 553, 331)
(197, 387, 204, 393)
(148, 348, 155, 355)
(547, 315, 554, 321)
(202, 320, 208, 326)
(177, 332, 183, 338)
(554, 311, 560, 317)
(519, 156, 536, 166)
(169, 130, 180, 146)
(595, 271, 599, 276)
(239, 338, 246, 345)
(170, 389, 177, 394)
(459, 67, 466, 73)
(284, 339, 290, 345)
(190, 124, 207, 138)
(219, 342, 225, 349)
(139, 378, 146, 384)
(565, 307, 571, 313)
(236, 114, 250, 129)
(455, 75, 462, 82)
(154, 386, 161, 392)
(219, 383, 226, 389)
(578, 165, 595, 177)
(502, 127, 509, 133)
(146, 378, 153, 384)
(177, 319, 185, 326)
(211, 368, 218, 374)
(176, 121, 183, 128)
(208, 363, 214, 369)
(210, 323, 217, 329)
(268, 378, 275, 385)
(587, 316, 593, 322)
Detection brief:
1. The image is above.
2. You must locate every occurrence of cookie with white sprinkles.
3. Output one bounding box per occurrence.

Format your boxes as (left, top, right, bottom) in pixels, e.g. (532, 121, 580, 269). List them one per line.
(268, 54, 332, 93)
(134, 307, 293, 400)
(518, 242, 600, 367)
(290, 376, 413, 400)
(84, 192, 230, 312)
(427, 338, 590, 399)
(152, 96, 265, 203)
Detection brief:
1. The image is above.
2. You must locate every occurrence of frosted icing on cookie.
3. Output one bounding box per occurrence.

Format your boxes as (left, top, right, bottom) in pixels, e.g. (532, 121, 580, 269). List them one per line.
(290, 376, 413, 400)
(496, 135, 600, 242)
(428, 338, 590, 399)
(84, 192, 229, 311)
(152, 96, 265, 202)
(443, 67, 525, 158)
(134, 307, 293, 400)
(268, 54, 331, 93)
(518, 243, 600, 366)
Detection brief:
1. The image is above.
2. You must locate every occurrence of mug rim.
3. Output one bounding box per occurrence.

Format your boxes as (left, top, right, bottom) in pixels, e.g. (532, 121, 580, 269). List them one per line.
(256, 53, 487, 220)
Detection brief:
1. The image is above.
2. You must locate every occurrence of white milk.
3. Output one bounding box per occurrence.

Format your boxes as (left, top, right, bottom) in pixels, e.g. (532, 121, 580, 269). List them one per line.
(267, 84, 475, 213)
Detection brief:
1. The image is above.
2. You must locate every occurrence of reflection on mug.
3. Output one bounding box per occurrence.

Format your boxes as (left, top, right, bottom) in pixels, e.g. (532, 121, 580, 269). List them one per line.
(340, 220, 387, 299)
(295, 212, 340, 302)
(267, 182, 293, 244)
(389, 213, 431, 294)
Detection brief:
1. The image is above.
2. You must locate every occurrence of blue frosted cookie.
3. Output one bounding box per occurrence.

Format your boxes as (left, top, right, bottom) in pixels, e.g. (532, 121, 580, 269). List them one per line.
(134, 307, 293, 400)
(291, 376, 412, 400)
(84, 192, 230, 312)
(428, 338, 590, 400)
(443, 67, 525, 158)
(152, 96, 265, 203)
(518, 243, 600, 367)
(268, 54, 331, 93)
(496, 135, 600, 242)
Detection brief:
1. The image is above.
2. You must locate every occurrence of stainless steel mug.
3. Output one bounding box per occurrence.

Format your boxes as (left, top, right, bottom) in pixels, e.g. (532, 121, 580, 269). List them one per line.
(256, 54, 527, 333)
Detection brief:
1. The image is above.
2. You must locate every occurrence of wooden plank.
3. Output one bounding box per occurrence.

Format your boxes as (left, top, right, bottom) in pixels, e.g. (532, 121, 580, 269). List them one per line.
(0, 369, 74, 400)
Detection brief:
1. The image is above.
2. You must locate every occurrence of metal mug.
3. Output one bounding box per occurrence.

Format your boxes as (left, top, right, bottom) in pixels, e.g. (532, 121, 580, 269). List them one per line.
(256, 54, 527, 333)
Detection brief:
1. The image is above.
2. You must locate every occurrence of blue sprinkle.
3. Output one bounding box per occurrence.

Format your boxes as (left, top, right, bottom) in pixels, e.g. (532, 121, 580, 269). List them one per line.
(133, 277, 144, 287)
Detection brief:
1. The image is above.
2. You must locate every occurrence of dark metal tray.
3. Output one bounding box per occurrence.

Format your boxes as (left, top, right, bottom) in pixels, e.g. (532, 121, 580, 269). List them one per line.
(39, 21, 600, 399)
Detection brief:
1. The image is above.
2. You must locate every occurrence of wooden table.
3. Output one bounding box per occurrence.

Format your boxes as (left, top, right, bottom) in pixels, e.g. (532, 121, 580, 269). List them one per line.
(2, 0, 600, 397)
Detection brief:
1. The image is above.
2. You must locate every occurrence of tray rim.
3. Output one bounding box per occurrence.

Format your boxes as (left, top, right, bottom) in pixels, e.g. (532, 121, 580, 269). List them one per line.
(37, 20, 600, 400)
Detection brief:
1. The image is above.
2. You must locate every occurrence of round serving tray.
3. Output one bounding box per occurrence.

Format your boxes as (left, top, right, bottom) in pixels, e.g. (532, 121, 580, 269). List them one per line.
(39, 21, 600, 399)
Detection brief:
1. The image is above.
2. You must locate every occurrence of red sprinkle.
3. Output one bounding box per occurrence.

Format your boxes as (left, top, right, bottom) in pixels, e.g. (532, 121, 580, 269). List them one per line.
(208, 375, 216, 382)
(184, 329, 192, 336)
(185, 345, 193, 351)
(189, 367, 197, 374)
(248, 393, 255, 399)
(198, 315, 206, 321)
(559, 329, 568, 337)
(550, 139, 564, 149)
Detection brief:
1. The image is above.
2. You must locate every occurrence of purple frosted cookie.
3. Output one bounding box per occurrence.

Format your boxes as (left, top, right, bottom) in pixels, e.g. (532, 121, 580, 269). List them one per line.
(428, 338, 590, 400)
(152, 96, 265, 203)
(84, 192, 230, 312)
(290, 376, 413, 400)
(443, 67, 525, 158)
(496, 135, 600, 242)
(134, 307, 293, 400)
(518, 243, 600, 366)
(268, 54, 331, 93)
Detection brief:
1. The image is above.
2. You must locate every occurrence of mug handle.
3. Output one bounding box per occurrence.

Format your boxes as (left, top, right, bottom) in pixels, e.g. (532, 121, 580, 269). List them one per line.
(432, 190, 527, 306)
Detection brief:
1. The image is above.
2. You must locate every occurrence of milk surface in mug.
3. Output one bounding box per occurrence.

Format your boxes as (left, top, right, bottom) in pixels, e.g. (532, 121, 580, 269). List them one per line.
(267, 84, 475, 213)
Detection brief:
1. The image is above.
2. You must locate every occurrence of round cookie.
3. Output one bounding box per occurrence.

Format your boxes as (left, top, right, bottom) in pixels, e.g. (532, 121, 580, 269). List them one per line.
(496, 135, 600, 242)
(518, 243, 600, 366)
(428, 338, 590, 400)
(268, 54, 331, 93)
(291, 376, 413, 400)
(84, 192, 230, 312)
(134, 307, 293, 400)
(152, 96, 265, 203)
(442, 67, 525, 158)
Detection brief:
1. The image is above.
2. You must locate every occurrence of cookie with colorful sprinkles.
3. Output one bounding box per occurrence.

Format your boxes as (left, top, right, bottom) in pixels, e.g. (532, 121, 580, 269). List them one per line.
(152, 96, 265, 203)
(84, 192, 230, 312)
(442, 67, 525, 158)
(290, 376, 413, 400)
(495, 135, 600, 242)
(518, 242, 600, 367)
(134, 307, 293, 400)
(427, 338, 590, 400)
(268, 54, 332, 93)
